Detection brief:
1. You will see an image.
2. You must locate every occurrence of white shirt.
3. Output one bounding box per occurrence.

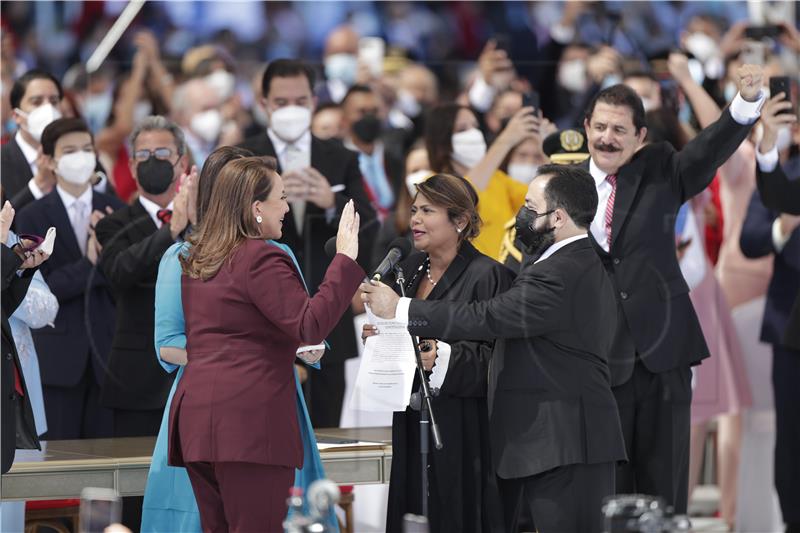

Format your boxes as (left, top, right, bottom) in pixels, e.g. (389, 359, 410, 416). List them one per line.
(56, 184, 93, 255)
(267, 128, 312, 172)
(534, 234, 588, 264)
(138, 195, 173, 229)
(15, 131, 44, 200)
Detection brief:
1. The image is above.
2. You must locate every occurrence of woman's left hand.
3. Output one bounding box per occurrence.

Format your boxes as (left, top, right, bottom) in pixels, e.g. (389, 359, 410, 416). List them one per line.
(419, 339, 437, 371)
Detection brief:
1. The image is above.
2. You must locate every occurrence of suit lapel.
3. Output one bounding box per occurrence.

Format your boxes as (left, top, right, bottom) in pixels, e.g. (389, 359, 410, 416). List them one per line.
(10, 139, 34, 181)
(610, 154, 646, 247)
(130, 199, 158, 238)
(43, 191, 83, 258)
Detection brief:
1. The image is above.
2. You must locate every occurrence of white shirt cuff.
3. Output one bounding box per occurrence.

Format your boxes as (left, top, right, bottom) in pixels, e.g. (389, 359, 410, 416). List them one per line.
(550, 23, 575, 44)
(428, 340, 451, 390)
(755, 145, 780, 173)
(468, 75, 496, 113)
(396, 297, 411, 326)
(772, 217, 790, 253)
(28, 178, 45, 200)
(729, 91, 765, 125)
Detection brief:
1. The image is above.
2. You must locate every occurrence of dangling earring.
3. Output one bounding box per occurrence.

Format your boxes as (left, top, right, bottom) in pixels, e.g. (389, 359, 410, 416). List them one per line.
(256, 215, 263, 224)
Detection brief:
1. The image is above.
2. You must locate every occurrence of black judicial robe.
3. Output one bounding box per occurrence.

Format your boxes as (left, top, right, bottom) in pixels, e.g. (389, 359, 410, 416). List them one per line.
(385, 242, 513, 533)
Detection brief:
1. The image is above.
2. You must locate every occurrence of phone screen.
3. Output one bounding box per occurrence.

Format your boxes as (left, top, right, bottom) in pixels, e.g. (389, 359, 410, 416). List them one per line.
(769, 76, 794, 115)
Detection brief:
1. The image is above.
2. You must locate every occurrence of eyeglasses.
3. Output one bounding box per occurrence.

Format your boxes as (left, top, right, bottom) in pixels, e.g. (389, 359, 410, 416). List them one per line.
(525, 207, 554, 219)
(133, 147, 176, 162)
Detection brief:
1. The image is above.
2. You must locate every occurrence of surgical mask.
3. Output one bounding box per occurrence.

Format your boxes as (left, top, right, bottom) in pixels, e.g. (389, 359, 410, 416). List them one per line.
(205, 70, 236, 101)
(405, 169, 432, 196)
(190, 109, 223, 143)
(352, 114, 382, 143)
(269, 105, 311, 142)
(133, 101, 153, 125)
(515, 206, 555, 256)
(85, 91, 113, 133)
(558, 59, 588, 93)
(507, 163, 539, 184)
(57, 151, 96, 185)
(396, 88, 421, 118)
(324, 53, 358, 86)
(17, 103, 62, 142)
(137, 157, 176, 195)
(451, 128, 487, 169)
(685, 32, 718, 63)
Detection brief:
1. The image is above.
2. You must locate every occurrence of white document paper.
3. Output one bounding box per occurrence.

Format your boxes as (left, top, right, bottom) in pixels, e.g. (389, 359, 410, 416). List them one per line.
(350, 306, 418, 412)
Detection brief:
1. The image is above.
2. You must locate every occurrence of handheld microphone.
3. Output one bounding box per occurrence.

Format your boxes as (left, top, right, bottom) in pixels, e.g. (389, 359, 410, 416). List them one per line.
(372, 238, 412, 281)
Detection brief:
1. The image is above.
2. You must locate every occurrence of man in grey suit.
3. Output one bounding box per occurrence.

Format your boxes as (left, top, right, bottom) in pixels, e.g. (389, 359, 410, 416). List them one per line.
(363, 164, 626, 532)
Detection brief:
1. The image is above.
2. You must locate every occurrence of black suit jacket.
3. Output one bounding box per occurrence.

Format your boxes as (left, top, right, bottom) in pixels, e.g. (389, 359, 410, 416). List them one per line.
(406, 238, 627, 479)
(1, 138, 36, 210)
(95, 199, 176, 409)
(238, 132, 377, 361)
(756, 162, 800, 215)
(1, 245, 39, 473)
(740, 189, 800, 350)
(584, 109, 754, 385)
(15, 189, 123, 387)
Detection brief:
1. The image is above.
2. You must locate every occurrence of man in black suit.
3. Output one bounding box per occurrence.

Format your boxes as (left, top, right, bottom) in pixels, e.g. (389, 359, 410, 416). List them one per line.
(239, 59, 376, 428)
(15, 118, 123, 440)
(363, 165, 627, 531)
(1, 70, 63, 210)
(1, 203, 49, 474)
(578, 65, 765, 512)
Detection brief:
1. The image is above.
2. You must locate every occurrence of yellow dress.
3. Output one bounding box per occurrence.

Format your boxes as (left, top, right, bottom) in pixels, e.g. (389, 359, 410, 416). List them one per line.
(467, 169, 528, 260)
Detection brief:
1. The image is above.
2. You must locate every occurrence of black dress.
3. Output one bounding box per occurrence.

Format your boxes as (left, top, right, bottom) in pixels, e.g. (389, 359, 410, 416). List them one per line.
(385, 242, 514, 533)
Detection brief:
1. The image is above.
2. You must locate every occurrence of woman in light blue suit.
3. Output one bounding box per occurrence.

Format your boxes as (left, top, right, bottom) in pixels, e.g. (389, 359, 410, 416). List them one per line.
(141, 147, 338, 532)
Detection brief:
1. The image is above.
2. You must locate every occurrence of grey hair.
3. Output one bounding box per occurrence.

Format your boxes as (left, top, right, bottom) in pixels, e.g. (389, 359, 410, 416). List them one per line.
(129, 115, 186, 156)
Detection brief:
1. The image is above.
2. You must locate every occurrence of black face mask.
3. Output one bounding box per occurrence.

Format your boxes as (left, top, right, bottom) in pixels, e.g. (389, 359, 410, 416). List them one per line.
(352, 114, 382, 143)
(515, 206, 555, 257)
(137, 157, 176, 195)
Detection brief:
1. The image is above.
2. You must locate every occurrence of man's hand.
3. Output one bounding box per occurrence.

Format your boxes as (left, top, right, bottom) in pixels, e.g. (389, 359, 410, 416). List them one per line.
(419, 339, 438, 371)
(496, 106, 540, 150)
(170, 185, 190, 240)
(33, 151, 57, 194)
(587, 46, 621, 84)
(757, 92, 797, 154)
(667, 52, 693, 86)
(86, 230, 102, 265)
(736, 64, 764, 102)
(478, 40, 514, 89)
(182, 165, 199, 225)
(302, 167, 336, 210)
(360, 280, 400, 319)
(15, 244, 49, 269)
(0, 201, 14, 244)
(283, 169, 308, 203)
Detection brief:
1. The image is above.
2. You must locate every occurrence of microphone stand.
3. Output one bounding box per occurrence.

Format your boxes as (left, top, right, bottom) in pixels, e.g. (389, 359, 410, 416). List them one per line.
(393, 264, 443, 519)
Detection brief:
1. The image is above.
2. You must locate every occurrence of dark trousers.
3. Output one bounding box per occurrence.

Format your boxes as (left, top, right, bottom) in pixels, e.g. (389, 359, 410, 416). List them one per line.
(186, 461, 294, 533)
(613, 361, 692, 513)
(773, 345, 800, 526)
(41, 360, 112, 440)
(113, 407, 164, 531)
(307, 360, 345, 428)
(499, 462, 615, 533)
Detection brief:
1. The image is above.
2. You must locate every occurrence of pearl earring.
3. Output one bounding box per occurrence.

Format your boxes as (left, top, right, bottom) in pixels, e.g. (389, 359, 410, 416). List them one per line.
(256, 215, 263, 224)
(456, 227, 462, 233)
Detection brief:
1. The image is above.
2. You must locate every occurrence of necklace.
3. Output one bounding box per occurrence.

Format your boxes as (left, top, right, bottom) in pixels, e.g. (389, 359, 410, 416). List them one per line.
(426, 265, 437, 286)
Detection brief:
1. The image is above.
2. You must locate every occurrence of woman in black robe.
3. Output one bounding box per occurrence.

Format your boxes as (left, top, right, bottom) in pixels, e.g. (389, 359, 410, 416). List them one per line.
(364, 174, 514, 533)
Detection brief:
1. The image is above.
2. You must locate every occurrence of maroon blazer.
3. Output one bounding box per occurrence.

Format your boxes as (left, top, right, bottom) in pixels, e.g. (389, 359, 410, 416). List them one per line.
(168, 239, 364, 468)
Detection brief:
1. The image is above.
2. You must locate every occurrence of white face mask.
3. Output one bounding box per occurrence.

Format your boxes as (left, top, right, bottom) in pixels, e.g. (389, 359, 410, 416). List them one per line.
(685, 32, 718, 63)
(405, 169, 432, 196)
(17, 103, 62, 142)
(190, 109, 223, 143)
(205, 70, 236, 101)
(396, 88, 421, 118)
(451, 128, 487, 169)
(558, 59, 588, 93)
(57, 151, 96, 185)
(324, 53, 358, 86)
(507, 163, 539, 184)
(269, 105, 311, 142)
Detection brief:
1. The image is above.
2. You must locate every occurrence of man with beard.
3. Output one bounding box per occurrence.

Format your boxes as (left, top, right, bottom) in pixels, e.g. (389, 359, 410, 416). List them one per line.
(580, 65, 765, 513)
(362, 164, 627, 532)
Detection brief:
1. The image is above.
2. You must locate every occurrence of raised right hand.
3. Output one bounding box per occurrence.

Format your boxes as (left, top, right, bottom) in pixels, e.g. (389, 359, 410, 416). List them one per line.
(497, 106, 539, 149)
(336, 199, 360, 260)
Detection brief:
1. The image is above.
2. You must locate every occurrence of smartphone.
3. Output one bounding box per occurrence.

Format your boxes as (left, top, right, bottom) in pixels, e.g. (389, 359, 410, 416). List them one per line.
(79, 487, 121, 533)
(522, 91, 540, 112)
(358, 37, 385, 78)
(745, 25, 782, 41)
(494, 34, 511, 54)
(769, 76, 793, 115)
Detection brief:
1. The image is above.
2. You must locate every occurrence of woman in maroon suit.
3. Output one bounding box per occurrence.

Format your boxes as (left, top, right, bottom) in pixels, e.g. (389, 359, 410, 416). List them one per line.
(169, 157, 364, 532)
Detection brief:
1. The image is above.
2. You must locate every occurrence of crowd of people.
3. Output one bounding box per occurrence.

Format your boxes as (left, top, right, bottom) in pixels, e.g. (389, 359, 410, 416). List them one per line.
(0, 1, 798, 532)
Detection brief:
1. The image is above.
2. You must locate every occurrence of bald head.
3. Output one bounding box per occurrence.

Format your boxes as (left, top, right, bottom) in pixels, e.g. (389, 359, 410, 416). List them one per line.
(324, 25, 359, 58)
(400, 64, 438, 107)
(172, 78, 220, 126)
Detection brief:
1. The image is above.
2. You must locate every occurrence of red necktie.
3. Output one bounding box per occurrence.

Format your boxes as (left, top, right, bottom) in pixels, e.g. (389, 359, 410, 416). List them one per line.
(604, 174, 617, 248)
(13, 361, 24, 396)
(157, 209, 173, 226)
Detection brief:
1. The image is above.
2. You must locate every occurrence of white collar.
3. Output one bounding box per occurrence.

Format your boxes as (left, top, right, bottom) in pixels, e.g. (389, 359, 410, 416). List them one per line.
(56, 183, 93, 211)
(589, 157, 612, 186)
(267, 128, 312, 157)
(15, 130, 38, 166)
(534, 234, 588, 264)
(138, 195, 174, 227)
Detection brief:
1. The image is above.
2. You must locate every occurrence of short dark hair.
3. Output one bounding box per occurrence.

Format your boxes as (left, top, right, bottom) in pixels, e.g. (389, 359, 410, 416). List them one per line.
(415, 173, 482, 242)
(10, 69, 63, 110)
(40, 118, 92, 157)
(313, 102, 341, 117)
(585, 84, 646, 133)
(341, 84, 374, 107)
(261, 59, 315, 97)
(425, 103, 468, 175)
(537, 163, 598, 230)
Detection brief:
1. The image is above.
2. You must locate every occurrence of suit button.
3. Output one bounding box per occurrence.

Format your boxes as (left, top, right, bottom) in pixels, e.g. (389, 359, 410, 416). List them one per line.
(613, 258, 620, 265)
(620, 291, 629, 300)
(6, 353, 12, 360)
